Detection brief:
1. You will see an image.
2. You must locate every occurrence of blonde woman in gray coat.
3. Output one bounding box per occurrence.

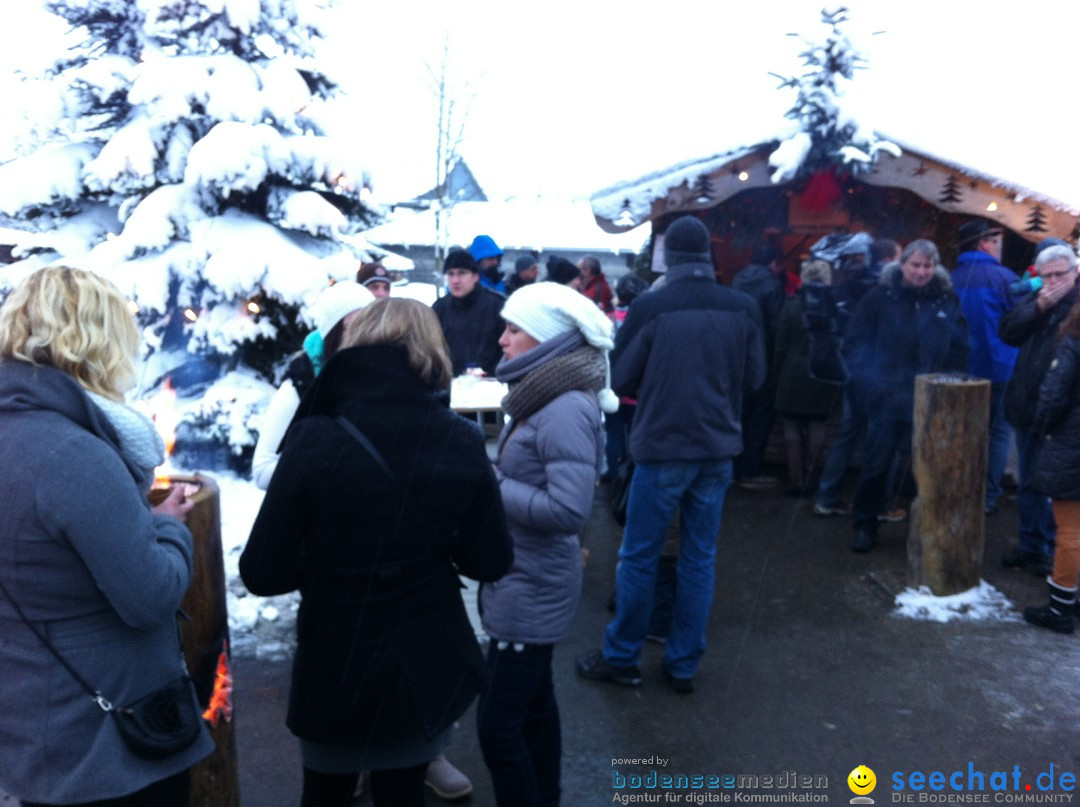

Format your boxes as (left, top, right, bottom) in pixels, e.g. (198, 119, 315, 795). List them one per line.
(0, 267, 213, 806)
(477, 281, 617, 807)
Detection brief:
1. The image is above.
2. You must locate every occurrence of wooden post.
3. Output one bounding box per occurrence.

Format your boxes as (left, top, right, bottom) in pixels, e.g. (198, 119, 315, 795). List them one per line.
(152, 475, 239, 807)
(909, 374, 990, 595)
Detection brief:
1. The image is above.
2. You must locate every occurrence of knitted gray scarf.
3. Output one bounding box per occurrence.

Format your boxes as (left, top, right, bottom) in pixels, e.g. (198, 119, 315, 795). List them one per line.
(498, 342, 606, 422)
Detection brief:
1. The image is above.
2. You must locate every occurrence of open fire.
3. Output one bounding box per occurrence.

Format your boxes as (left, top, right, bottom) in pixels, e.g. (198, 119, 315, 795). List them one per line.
(203, 640, 233, 728)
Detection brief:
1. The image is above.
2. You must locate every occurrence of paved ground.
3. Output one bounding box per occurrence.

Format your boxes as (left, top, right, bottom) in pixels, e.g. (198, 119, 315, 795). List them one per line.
(231, 472, 1080, 806)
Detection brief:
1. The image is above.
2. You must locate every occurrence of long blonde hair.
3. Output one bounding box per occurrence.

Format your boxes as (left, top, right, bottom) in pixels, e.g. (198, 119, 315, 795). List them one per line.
(0, 266, 140, 401)
(343, 298, 453, 389)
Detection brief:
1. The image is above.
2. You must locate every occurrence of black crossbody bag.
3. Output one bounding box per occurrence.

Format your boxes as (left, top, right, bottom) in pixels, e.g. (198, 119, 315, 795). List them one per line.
(0, 576, 202, 760)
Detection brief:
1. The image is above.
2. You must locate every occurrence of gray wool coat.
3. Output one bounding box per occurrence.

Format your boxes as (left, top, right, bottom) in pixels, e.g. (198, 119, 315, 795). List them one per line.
(480, 389, 602, 645)
(0, 360, 213, 804)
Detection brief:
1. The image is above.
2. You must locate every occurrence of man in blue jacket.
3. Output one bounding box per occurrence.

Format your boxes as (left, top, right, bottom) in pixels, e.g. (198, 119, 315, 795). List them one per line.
(951, 218, 1018, 516)
(468, 234, 507, 294)
(576, 215, 764, 693)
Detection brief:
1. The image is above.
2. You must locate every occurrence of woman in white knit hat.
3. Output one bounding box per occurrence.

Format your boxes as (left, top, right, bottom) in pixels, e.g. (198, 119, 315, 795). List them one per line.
(476, 281, 616, 807)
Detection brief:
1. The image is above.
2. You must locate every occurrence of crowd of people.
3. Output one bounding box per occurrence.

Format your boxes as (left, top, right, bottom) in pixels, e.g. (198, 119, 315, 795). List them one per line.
(2, 215, 1078, 806)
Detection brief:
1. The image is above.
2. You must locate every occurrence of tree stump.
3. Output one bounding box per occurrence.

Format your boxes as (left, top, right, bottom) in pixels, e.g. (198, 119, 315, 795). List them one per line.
(909, 374, 989, 595)
(152, 475, 239, 807)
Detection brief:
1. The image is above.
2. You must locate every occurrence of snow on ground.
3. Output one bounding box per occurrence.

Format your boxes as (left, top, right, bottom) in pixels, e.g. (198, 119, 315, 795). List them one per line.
(893, 580, 1018, 623)
(208, 457, 1021, 660)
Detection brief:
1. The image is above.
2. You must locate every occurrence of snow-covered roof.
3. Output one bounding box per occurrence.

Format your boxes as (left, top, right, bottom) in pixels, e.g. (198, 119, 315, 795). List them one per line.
(591, 132, 1080, 243)
(590, 142, 778, 234)
(364, 199, 650, 254)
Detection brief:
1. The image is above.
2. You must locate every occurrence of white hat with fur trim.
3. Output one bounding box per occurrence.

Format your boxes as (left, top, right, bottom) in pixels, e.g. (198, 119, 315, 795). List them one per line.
(308, 281, 375, 337)
(501, 281, 619, 412)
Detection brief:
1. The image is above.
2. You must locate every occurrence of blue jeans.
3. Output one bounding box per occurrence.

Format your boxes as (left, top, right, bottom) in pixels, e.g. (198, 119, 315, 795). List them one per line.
(604, 403, 635, 477)
(985, 381, 1012, 510)
(817, 392, 903, 509)
(852, 416, 911, 536)
(476, 643, 560, 807)
(815, 393, 866, 508)
(1014, 428, 1056, 558)
(604, 459, 733, 679)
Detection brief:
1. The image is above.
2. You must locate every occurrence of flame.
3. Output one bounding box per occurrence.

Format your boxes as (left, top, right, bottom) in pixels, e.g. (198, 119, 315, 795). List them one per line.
(143, 379, 179, 486)
(202, 641, 233, 727)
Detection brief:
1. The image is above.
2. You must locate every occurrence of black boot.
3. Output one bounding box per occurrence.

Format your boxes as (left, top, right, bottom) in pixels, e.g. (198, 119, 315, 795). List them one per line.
(1023, 579, 1076, 635)
(851, 528, 876, 553)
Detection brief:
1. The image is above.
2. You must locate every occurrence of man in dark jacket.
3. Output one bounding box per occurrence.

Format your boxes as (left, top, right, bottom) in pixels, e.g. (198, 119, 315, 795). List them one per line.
(951, 218, 1018, 515)
(731, 243, 785, 489)
(505, 254, 539, 294)
(468, 234, 507, 295)
(844, 243, 969, 552)
(576, 215, 764, 692)
(431, 249, 506, 376)
(999, 243, 1080, 576)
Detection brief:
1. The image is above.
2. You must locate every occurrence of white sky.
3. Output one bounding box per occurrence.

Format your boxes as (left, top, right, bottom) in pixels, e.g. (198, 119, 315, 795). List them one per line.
(3, 1, 1079, 208)
(326, 0, 1080, 207)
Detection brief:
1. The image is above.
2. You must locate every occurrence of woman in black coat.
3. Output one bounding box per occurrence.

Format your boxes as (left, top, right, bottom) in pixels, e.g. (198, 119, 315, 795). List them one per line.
(844, 239, 969, 552)
(773, 258, 842, 496)
(1024, 299, 1080, 633)
(240, 298, 513, 807)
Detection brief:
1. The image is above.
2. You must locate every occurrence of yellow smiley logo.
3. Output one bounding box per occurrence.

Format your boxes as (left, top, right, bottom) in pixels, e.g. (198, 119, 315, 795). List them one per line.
(848, 765, 877, 795)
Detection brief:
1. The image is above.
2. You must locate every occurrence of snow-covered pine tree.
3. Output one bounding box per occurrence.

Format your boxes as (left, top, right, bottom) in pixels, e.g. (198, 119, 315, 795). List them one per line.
(0, 0, 383, 471)
(767, 6, 899, 184)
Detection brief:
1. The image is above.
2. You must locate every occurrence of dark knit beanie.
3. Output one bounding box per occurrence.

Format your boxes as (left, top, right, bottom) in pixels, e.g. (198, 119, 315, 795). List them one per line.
(546, 256, 582, 285)
(443, 249, 478, 273)
(615, 273, 648, 305)
(663, 216, 711, 267)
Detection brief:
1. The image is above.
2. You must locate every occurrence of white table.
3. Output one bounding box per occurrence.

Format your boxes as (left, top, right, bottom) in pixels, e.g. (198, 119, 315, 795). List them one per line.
(450, 375, 508, 427)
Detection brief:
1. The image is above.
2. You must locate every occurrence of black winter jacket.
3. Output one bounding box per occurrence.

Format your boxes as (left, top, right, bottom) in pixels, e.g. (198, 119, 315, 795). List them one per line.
(611, 261, 765, 462)
(432, 284, 505, 375)
(844, 265, 968, 422)
(240, 345, 513, 744)
(773, 289, 842, 418)
(731, 263, 785, 360)
(1032, 334, 1080, 500)
(1000, 283, 1080, 433)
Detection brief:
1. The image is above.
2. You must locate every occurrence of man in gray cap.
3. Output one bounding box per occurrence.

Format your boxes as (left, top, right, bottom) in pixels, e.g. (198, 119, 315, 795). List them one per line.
(505, 254, 539, 294)
(576, 214, 764, 693)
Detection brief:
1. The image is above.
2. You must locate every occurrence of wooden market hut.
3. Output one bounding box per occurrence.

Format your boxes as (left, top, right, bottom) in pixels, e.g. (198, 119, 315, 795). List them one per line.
(589, 136, 1080, 282)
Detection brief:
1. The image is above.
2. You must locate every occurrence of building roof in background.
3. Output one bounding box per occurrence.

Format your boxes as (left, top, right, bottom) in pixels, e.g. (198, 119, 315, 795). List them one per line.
(365, 199, 650, 254)
(413, 159, 487, 204)
(590, 133, 1080, 243)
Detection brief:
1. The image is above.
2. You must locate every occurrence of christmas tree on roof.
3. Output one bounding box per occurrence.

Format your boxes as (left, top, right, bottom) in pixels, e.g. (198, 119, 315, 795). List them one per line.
(767, 6, 899, 184)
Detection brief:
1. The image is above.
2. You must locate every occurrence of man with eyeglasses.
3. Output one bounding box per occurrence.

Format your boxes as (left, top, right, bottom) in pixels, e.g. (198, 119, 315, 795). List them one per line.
(999, 242, 1080, 577)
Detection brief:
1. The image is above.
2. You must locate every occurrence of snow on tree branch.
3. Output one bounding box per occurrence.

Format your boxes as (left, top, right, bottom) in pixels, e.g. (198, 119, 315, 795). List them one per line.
(0, 0, 383, 474)
(767, 6, 898, 182)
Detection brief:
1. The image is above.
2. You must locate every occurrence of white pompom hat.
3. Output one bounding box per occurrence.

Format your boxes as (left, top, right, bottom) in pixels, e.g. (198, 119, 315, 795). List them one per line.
(501, 282, 619, 412)
(308, 281, 376, 337)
